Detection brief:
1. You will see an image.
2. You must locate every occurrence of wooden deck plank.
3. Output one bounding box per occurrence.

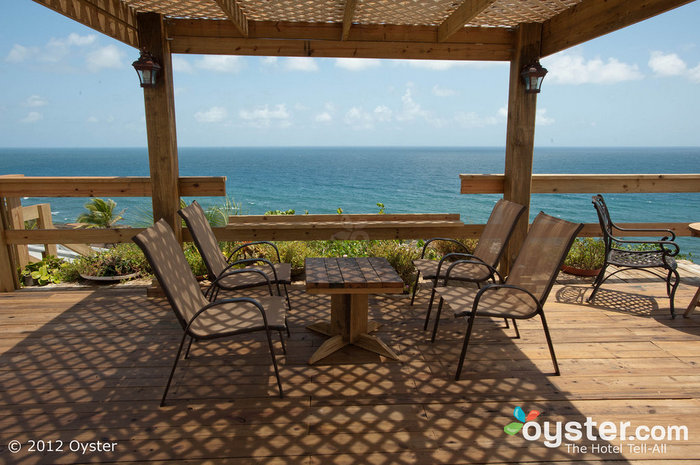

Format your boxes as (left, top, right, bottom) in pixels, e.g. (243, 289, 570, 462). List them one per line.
(0, 273, 699, 463)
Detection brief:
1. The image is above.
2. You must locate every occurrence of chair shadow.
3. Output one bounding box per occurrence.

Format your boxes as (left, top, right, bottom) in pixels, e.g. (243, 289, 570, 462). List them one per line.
(556, 285, 658, 317)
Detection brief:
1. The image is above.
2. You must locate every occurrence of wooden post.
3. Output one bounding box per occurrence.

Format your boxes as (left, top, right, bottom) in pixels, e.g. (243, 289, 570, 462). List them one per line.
(37, 204, 58, 258)
(0, 198, 19, 291)
(7, 197, 29, 269)
(137, 13, 181, 241)
(503, 23, 542, 271)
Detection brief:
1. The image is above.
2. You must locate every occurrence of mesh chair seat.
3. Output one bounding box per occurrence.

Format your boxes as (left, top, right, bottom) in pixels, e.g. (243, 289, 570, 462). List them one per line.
(413, 259, 493, 282)
(607, 249, 677, 269)
(217, 263, 292, 290)
(189, 295, 286, 338)
(435, 285, 539, 319)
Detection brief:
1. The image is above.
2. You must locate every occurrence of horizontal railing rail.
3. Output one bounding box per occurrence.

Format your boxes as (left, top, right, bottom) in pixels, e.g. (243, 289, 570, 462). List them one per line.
(460, 173, 700, 194)
(0, 176, 226, 197)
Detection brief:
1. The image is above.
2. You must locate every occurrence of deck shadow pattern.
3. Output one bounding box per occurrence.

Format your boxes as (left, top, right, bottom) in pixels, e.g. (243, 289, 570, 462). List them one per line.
(1, 280, 699, 463)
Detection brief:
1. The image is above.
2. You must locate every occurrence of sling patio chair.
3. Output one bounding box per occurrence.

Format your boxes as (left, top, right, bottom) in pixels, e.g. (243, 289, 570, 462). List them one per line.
(588, 194, 681, 318)
(179, 200, 292, 310)
(411, 199, 526, 330)
(133, 219, 287, 406)
(432, 212, 582, 380)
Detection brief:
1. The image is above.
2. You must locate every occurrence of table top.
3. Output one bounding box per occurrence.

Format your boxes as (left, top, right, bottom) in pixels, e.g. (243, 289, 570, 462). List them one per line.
(690, 223, 700, 238)
(305, 257, 404, 294)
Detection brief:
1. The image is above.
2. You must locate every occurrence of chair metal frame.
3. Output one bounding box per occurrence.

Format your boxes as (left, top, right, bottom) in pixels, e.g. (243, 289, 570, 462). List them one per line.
(588, 194, 680, 318)
(179, 201, 292, 310)
(133, 220, 287, 406)
(410, 199, 526, 330)
(432, 213, 583, 380)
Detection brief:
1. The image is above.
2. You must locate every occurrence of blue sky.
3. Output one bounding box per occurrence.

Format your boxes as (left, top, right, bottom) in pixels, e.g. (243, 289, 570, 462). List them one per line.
(1, 0, 700, 148)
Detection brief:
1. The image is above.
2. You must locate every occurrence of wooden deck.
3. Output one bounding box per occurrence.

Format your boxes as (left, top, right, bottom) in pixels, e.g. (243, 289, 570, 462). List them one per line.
(2, 266, 700, 464)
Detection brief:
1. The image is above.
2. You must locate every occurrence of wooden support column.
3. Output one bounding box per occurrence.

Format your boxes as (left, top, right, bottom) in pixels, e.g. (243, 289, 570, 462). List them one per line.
(137, 12, 181, 240)
(503, 23, 542, 270)
(0, 199, 18, 291)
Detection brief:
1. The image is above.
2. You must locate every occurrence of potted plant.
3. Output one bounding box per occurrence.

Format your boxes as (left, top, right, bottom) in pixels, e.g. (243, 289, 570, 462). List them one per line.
(20, 256, 69, 286)
(562, 237, 605, 277)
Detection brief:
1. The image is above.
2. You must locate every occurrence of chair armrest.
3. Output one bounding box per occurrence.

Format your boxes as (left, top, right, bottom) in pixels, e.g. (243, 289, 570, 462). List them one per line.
(467, 283, 542, 319)
(419, 238, 469, 258)
(185, 297, 273, 333)
(206, 267, 273, 300)
(443, 258, 504, 285)
(222, 257, 280, 283)
(610, 224, 676, 241)
(609, 237, 680, 256)
(228, 241, 282, 263)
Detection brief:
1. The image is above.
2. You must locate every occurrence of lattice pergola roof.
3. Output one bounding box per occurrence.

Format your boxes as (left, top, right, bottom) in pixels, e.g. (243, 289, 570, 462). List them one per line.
(122, 0, 582, 27)
(34, 0, 693, 60)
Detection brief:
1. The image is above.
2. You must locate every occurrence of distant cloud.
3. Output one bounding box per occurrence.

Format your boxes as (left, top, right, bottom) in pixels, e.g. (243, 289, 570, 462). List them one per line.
(454, 111, 499, 128)
(334, 58, 381, 71)
(25, 95, 48, 107)
(261, 57, 278, 66)
(239, 104, 291, 128)
(344, 107, 376, 130)
(315, 112, 333, 123)
(649, 51, 687, 76)
(392, 59, 504, 71)
(284, 57, 319, 72)
(373, 105, 392, 122)
(198, 55, 245, 73)
(690, 63, 700, 83)
(396, 87, 429, 122)
(194, 106, 228, 123)
(544, 52, 643, 84)
(6, 44, 38, 63)
(86, 45, 124, 72)
(87, 116, 99, 123)
(172, 56, 193, 74)
(432, 84, 457, 97)
(536, 108, 555, 126)
(20, 112, 43, 123)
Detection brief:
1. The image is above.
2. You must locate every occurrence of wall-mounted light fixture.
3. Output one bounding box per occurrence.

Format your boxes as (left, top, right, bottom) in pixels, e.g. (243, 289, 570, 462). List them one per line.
(132, 49, 161, 88)
(520, 60, 548, 94)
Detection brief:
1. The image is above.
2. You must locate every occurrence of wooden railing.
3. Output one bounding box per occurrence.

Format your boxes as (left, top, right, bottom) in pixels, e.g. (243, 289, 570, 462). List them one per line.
(1, 173, 698, 291)
(0, 175, 226, 291)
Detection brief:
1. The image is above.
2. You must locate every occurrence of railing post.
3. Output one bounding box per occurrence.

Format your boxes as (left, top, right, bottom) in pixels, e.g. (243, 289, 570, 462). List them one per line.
(0, 197, 19, 291)
(7, 197, 29, 270)
(37, 203, 58, 258)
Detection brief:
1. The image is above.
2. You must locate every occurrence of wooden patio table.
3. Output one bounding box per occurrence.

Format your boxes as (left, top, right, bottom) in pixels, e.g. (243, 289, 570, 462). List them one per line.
(305, 257, 403, 364)
(683, 222, 700, 317)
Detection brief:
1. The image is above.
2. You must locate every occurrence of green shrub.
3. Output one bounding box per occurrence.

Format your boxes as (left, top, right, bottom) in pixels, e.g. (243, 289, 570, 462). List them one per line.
(72, 244, 150, 278)
(564, 237, 605, 270)
(368, 241, 420, 289)
(183, 244, 208, 278)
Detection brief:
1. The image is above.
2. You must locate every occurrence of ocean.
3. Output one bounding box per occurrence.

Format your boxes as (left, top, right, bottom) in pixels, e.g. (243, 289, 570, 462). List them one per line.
(1, 146, 699, 259)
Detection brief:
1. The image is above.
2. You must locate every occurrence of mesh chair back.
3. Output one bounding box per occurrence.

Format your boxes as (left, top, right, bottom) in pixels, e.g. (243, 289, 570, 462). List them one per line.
(179, 201, 229, 279)
(133, 219, 209, 330)
(507, 212, 583, 305)
(472, 199, 526, 266)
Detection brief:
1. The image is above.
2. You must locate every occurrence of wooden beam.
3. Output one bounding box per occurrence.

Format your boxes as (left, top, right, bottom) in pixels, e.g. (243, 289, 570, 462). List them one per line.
(0, 177, 226, 197)
(503, 23, 542, 270)
(213, 0, 249, 37)
(460, 174, 700, 194)
(541, 0, 693, 56)
(167, 19, 515, 60)
(342, 0, 359, 40)
(170, 36, 511, 61)
(137, 13, 182, 241)
(32, 0, 138, 48)
(438, 0, 498, 42)
(168, 19, 515, 43)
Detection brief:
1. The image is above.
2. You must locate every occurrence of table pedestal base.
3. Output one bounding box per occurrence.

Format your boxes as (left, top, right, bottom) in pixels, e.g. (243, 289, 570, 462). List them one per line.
(307, 293, 399, 364)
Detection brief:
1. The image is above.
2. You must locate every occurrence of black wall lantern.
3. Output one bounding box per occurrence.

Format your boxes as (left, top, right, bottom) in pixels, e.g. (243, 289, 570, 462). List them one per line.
(520, 60, 548, 94)
(132, 49, 161, 88)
